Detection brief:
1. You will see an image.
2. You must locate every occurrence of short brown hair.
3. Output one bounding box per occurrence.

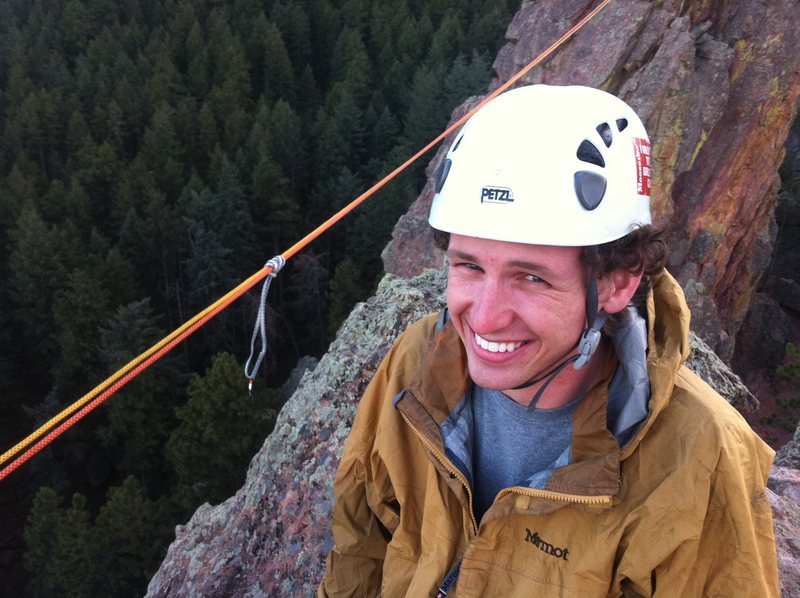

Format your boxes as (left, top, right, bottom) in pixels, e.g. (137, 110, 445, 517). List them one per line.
(581, 224, 666, 279)
(432, 224, 666, 277)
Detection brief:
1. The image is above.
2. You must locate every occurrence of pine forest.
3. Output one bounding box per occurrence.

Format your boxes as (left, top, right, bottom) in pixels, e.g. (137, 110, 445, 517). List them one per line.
(0, 0, 518, 594)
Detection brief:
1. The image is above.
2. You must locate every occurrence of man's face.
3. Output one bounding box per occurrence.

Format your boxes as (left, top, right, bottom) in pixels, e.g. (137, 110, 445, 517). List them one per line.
(446, 234, 590, 399)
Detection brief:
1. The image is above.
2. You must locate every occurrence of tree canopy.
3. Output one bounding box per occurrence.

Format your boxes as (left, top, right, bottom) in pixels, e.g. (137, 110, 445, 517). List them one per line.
(0, 0, 516, 593)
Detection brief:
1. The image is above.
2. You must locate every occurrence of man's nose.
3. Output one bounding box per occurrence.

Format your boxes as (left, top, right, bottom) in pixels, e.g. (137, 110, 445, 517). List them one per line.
(470, 280, 514, 332)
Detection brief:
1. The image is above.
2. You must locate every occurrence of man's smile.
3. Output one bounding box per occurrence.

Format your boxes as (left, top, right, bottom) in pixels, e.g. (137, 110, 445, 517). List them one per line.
(474, 333, 525, 354)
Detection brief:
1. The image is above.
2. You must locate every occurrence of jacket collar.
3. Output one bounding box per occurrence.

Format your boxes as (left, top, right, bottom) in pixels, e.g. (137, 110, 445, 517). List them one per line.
(395, 269, 690, 502)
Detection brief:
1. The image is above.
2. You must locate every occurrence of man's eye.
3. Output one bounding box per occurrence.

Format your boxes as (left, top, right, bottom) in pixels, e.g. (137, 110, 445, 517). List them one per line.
(453, 261, 481, 271)
(525, 274, 545, 284)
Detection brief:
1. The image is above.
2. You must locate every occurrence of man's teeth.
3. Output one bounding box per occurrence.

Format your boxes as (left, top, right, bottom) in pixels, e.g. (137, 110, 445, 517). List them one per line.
(475, 333, 523, 353)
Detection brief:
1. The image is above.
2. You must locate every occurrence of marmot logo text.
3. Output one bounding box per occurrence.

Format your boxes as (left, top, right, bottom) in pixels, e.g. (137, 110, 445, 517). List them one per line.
(524, 529, 569, 560)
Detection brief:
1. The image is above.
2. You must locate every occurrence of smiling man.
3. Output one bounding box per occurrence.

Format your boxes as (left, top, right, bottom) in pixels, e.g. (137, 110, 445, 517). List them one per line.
(319, 85, 779, 597)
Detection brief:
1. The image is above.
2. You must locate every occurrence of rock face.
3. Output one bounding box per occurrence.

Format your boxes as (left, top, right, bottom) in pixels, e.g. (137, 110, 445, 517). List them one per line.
(769, 467, 800, 597)
(149, 1, 800, 596)
(384, 0, 800, 362)
(777, 425, 800, 469)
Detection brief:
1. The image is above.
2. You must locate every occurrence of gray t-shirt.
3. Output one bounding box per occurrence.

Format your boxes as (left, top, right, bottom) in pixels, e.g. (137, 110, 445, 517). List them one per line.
(471, 385, 580, 520)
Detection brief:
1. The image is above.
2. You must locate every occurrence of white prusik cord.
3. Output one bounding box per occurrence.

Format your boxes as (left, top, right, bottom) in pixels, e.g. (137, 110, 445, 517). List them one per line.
(244, 255, 285, 393)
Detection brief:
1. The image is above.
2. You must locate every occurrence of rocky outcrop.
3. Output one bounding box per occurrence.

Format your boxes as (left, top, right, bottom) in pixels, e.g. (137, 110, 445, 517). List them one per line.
(384, 0, 800, 362)
(147, 267, 798, 596)
(769, 467, 800, 596)
(777, 424, 800, 469)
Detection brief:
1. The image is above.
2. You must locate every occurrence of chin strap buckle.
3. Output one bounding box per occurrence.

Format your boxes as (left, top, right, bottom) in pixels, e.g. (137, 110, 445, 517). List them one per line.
(574, 312, 607, 370)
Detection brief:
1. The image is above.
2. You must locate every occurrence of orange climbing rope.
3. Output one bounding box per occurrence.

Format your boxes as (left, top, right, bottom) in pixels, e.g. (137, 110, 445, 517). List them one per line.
(0, 0, 612, 481)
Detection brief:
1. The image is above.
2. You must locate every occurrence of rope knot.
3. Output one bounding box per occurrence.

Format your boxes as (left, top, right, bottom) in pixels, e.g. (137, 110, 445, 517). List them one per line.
(265, 255, 285, 277)
(244, 255, 286, 393)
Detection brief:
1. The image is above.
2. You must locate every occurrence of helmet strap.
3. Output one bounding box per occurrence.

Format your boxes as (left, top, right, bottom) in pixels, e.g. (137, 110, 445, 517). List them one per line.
(574, 274, 606, 370)
(518, 256, 607, 409)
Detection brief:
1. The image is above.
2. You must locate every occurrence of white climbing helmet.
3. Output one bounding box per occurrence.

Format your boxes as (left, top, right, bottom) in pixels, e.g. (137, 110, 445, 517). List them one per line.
(428, 84, 652, 246)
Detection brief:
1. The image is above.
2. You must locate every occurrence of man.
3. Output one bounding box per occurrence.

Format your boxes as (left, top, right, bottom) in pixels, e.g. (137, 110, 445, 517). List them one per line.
(319, 85, 779, 596)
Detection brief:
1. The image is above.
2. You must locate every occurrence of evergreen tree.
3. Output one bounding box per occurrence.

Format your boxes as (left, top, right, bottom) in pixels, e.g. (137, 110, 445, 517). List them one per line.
(8, 202, 74, 364)
(270, 1, 312, 74)
(166, 352, 276, 509)
(185, 19, 210, 97)
(208, 28, 253, 152)
(23, 488, 93, 597)
(260, 20, 296, 104)
(401, 64, 448, 158)
(327, 257, 363, 337)
(330, 89, 368, 172)
(285, 250, 330, 355)
(306, 0, 339, 89)
(250, 148, 300, 254)
(23, 479, 171, 598)
(181, 158, 253, 310)
(295, 63, 320, 116)
(396, 14, 434, 63)
(90, 476, 172, 596)
(96, 299, 182, 489)
(330, 27, 372, 105)
(427, 10, 466, 65)
(137, 101, 185, 200)
(267, 99, 308, 204)
(52, 267, 112, 391)
(441, 50, 493, 117)
(310, 107, 345, 188)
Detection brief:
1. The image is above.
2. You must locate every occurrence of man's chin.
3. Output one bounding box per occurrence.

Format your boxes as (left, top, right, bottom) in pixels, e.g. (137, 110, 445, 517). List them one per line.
(466, 365, 526, 394)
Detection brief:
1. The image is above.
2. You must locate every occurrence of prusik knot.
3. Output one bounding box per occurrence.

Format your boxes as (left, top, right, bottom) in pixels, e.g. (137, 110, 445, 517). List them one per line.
(244, 255, 286, 394)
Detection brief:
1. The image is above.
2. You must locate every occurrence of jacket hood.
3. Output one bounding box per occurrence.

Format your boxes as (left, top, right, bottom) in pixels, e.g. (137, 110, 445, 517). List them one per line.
(620, 269, 690, 459)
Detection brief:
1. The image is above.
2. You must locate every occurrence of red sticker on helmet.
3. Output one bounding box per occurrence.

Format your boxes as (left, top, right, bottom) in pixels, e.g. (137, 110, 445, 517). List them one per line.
(632, 138, 651, 196)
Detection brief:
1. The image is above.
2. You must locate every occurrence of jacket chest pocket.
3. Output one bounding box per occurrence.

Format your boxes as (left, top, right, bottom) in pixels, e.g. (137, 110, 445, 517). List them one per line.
(453, 516, 618, 597)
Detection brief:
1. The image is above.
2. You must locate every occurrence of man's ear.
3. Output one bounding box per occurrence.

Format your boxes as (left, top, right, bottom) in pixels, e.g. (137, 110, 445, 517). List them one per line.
(598, 269, 643, 314)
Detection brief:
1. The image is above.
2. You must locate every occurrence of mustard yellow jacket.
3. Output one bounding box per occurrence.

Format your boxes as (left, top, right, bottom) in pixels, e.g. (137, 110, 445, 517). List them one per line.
(319, 271, 779, 597)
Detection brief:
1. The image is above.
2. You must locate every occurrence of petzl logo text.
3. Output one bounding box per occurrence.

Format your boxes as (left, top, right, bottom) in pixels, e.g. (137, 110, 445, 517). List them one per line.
(524, 529, 569, 561)
(480, 186, 514, 204)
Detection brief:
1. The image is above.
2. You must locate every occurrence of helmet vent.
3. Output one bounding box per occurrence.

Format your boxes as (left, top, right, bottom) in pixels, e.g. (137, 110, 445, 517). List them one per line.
(452, 134, 464, 152)
(596, 122, 613, 148)
(616, 118, 628, 132)
(577, 140, 605, 168)
(435, 159, 452, 193)
(574, 171, 607, 210)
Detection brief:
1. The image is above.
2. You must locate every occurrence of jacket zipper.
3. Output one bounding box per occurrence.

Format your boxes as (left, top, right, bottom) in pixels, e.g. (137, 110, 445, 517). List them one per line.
(399, 411, 479, 534)
(496, 487, 613, 506)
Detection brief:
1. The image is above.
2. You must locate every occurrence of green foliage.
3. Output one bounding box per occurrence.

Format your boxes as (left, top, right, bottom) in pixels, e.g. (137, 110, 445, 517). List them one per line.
(8, 202, 77, 363)
(91, 477, 172, 596)
(97, 299, 183, 488)
(166, 352, 277, 509)
(24, 488, 93, 597)
(328, 257, 363, 337)
(53, 267, 112, 390)
(23, 478, 171, 598)
(2, 0, 514, 590)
